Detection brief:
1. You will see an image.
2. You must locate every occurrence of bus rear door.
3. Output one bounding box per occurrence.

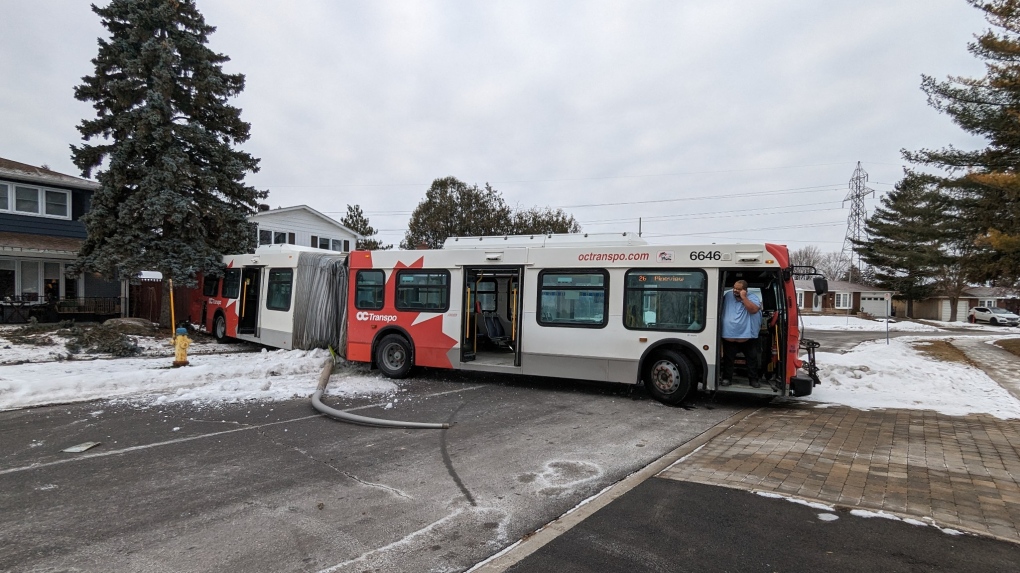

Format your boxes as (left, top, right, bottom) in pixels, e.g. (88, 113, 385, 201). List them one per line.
(238, 266, 262, 336)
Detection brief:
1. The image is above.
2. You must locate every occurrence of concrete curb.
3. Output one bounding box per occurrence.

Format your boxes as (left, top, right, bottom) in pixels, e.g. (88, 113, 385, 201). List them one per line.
(469, 406, 762, 573)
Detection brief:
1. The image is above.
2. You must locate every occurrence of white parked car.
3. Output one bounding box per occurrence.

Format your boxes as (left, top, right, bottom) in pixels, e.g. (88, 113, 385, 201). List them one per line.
(968, 306, 1020, 326)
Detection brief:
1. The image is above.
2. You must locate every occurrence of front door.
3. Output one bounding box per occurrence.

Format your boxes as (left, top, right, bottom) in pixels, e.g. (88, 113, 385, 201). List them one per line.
(238, 267, 261, 335)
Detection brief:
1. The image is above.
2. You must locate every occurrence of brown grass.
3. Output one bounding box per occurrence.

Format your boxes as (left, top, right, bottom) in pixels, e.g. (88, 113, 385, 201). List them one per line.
(995, 338, 1020, 359)
(912, 340, 977, 367)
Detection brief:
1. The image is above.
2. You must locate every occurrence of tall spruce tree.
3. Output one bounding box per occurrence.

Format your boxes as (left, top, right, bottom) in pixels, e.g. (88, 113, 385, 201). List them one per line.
(340, 204, 391, 250)
(903, 0, 1020, 285)
(856, 174, 943, 318)
(71, 0, 264, 287)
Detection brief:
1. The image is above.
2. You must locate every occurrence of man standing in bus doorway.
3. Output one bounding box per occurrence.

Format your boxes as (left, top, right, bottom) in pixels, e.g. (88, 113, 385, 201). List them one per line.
(720, 279, 763, 388)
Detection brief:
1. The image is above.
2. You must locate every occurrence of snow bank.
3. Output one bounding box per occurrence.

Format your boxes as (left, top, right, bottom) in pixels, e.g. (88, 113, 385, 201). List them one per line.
(799, 338, 1020, 419)
(800, 316, 940, 332)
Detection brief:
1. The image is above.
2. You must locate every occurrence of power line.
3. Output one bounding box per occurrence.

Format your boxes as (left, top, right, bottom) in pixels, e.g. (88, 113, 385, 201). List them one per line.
(260, 161, 855, 189)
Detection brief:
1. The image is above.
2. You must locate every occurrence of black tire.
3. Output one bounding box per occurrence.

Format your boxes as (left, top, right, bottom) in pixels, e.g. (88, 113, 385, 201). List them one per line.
(376, 334, 413, 378)
(643, 350, 694, 405)
(213, 314, 229, 343)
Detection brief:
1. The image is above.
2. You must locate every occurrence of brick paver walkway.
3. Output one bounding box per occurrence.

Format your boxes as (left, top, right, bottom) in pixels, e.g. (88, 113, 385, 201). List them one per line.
(658, 404, 1020, 542)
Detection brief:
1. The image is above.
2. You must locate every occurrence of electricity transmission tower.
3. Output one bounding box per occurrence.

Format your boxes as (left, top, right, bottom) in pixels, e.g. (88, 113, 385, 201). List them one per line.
(839, 161, 874, 282)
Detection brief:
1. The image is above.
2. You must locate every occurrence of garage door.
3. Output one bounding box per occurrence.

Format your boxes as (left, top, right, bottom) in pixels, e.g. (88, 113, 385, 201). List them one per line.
(861, 295, 889, 317)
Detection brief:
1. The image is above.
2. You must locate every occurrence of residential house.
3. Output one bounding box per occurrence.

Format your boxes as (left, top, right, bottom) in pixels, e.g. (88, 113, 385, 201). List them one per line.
(795, 279, 894, 317)
(249, 205, 362, 253)
(894, 286, 1020, 322)
(0, 157, 122, 322)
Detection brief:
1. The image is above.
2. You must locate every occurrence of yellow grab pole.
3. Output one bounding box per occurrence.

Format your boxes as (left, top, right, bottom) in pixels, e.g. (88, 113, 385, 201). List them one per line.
(168, 278, 176, 342)
(511, 287, 517, 340)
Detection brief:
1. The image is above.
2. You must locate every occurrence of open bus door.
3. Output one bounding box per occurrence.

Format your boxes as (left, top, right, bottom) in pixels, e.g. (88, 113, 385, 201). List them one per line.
(238, 266, 262, 336)
(717, 269, 786, 394)
(461, 267, 523, 367)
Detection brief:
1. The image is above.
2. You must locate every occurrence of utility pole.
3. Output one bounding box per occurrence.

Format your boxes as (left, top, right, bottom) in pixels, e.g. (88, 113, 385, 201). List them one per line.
(840, 161, 874, 283)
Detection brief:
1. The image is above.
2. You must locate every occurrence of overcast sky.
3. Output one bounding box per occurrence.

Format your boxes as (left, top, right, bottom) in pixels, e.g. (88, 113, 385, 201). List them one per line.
(0, 0, 991, 250)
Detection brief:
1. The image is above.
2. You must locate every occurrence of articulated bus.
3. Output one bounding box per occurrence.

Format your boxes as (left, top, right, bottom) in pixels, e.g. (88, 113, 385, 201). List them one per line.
(346, 233, 824, 404)
(189, 244, 348, 350)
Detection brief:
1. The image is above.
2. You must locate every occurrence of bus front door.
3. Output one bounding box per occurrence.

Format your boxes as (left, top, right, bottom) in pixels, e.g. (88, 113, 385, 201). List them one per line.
(238, 267, 262, 336)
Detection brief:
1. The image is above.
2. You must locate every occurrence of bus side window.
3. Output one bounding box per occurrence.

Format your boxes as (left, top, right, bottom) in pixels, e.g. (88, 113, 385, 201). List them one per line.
(222, 269, 241, 299)
(202, 276, 220, 297)
(266, 268, 293, 311)
(356, 270, 385, 310)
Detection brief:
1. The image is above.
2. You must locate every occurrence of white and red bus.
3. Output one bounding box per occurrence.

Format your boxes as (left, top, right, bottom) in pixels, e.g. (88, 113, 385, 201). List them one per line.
(346, 234, 824, 404)
(188, 244, 348, 350)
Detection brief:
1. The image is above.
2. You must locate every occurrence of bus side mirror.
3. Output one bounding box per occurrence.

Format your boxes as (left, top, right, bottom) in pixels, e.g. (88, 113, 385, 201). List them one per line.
(813, 277, 828, 295)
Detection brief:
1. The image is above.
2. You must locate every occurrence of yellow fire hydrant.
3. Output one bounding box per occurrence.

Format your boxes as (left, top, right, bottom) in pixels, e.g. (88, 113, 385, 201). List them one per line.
(172, 327, 192, 367)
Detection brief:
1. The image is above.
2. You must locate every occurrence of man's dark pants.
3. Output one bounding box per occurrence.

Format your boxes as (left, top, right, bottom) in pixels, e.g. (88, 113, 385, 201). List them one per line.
(721, 337, 761, 383)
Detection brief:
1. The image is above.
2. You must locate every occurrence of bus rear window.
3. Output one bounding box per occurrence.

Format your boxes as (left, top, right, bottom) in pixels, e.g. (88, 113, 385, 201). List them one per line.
(538, 270, 608, 328)
(266, 268, 293, 311)
(624, 269, 706, 332)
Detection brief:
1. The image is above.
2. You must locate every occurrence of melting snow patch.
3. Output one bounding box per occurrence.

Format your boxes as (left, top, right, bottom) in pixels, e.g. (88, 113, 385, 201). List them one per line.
(850, 509, 901, 521)
(818, 513, 839, 522)
(755, 491, 835, 511)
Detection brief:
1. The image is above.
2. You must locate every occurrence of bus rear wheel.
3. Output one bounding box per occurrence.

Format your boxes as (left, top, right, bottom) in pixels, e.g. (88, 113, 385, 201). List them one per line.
(213, 314, 229, 343)
(376, 334, 412, 378)
(644, 350, 693, 405)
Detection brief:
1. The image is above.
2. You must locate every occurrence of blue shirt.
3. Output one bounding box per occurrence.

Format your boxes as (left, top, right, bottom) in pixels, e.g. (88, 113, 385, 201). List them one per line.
(722, 289, 762, 339)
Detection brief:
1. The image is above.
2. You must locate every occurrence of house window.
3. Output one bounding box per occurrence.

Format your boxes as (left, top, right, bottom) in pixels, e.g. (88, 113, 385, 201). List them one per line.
(0, 259, 14, 299)
(259, 229, 272, 246)
(538, 270, 608, 328)
(44, 263, 60, 302)
(274, 231, 287, 244)
(797, 291, 804, 308)
(20, 261, 40, 301)
(15, 186, 40, 214)
(331, 239, 343, 252)
(835, 292, 851, 309)
(0, 183, 8, 210)
(343, 239, 351, 252)
(45, 190, 69, 217)
(979, 299, 995, 308)
(266, 268, 293, 311)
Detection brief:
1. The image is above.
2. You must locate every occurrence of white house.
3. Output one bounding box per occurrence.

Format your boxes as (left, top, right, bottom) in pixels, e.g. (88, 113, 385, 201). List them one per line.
(249, 205, 362, 253)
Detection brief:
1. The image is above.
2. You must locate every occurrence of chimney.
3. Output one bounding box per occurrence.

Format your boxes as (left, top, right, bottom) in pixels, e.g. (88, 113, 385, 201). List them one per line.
(258, 204, 270, 212)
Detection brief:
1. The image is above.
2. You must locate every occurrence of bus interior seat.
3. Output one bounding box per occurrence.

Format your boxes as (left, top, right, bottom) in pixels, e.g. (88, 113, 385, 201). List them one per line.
(483, 312, 512, 350)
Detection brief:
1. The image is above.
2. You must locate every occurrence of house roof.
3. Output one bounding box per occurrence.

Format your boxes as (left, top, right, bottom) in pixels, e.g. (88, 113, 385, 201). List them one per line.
(963, 286, 1019, 298)
(794, 279, 892, 293)
(0, 231, 82, 255)
(0, 157, 99, 191)
(249, 205, 364, 239)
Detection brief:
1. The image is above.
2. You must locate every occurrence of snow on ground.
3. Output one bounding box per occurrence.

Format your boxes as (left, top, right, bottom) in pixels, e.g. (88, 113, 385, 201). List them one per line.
(923, 319, 1020, 334)
(798, 337, 1020, 419)
(800, 315, 941, 332)
(3, 320, 1020, 417)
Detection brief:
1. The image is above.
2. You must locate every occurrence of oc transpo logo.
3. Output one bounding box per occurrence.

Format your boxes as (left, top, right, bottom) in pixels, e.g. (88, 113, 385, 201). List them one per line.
(355, 311, 398, 322)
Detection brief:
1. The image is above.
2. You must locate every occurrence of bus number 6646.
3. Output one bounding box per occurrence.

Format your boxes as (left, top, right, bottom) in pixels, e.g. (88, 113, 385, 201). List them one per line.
(689, 250, 722, 261)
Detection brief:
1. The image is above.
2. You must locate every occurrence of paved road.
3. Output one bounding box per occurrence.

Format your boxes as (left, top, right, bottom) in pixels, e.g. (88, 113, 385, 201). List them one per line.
(0, 369, 745, 573)
(504, 479, 1020, 573)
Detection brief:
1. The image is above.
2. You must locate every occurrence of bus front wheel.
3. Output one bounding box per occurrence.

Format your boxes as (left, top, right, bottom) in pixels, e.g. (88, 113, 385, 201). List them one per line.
(213, 314, 229, 343)
(376, 334, 412, 378)
(644, 350, 693, 405)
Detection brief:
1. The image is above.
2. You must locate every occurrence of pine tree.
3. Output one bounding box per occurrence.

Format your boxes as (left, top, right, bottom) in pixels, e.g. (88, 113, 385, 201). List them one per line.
(904, 0, 1020, 285)
(340, 204, 391, 250)
(71, 0, 264, 287)
(856, 173, 944, 317)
